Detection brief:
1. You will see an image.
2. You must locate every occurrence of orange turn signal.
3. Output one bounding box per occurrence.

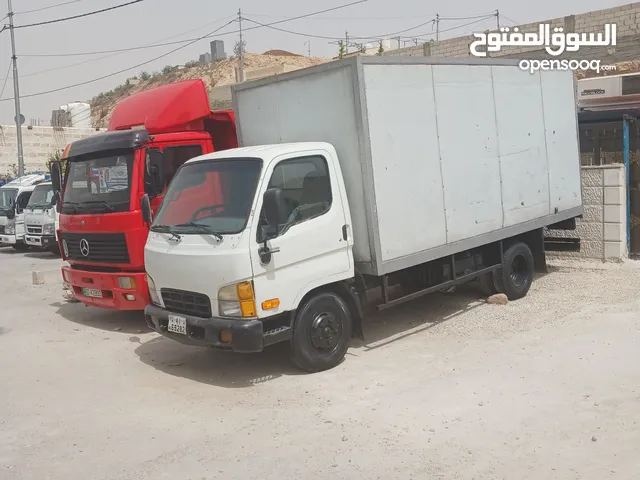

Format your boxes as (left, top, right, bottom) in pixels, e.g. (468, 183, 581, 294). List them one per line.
(261, 298, 280, 310)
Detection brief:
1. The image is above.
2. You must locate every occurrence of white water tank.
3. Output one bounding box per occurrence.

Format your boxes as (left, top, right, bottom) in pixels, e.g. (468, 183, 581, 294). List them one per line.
(59, 102, 92, 128)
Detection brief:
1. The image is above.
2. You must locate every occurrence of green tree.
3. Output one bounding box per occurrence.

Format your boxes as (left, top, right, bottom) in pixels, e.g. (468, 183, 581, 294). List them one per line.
(234, 39, 247, 57)
(338, 40, 345, 59)
(378, 40, 384, 55)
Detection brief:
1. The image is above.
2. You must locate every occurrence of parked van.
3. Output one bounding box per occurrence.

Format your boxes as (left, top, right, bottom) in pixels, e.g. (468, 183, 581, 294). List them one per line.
(0, 174, 47, 250)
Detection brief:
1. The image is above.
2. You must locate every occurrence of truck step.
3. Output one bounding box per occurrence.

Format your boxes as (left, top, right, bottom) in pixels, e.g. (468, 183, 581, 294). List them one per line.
(264, 326, 292, 346)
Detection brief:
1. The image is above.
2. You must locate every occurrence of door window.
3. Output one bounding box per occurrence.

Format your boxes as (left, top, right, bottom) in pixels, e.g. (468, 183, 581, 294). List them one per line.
(16, 192, 32, 214)
(258, 155, 332, 241)
(162, 145, 203, 187)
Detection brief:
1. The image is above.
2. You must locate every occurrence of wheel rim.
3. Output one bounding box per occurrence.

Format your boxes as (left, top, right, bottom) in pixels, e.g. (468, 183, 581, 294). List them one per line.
(510, 254, 529, 288)
(310, 312, 342, 353)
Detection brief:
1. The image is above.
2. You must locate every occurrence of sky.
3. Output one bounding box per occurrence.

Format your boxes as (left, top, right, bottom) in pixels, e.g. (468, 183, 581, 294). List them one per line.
(0, 0, 631, 124)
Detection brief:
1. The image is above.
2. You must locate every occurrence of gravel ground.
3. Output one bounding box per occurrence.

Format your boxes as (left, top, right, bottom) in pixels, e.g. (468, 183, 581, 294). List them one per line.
(1, 248, 640, 479)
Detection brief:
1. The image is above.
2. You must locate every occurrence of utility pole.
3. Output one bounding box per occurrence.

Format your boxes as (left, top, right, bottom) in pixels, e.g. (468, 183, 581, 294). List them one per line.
(496, 9, 500, 29)
(396, 36, 401, 49)
(305, 40, 311, 57)
(8, 0, 24, 177)
(345, 31, 349, 54)
(237, 8, 244, 82)
(435, 13, 440, 41)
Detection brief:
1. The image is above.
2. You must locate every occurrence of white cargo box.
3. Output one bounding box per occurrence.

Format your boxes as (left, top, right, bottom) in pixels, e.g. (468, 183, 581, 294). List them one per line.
(232, 56, 583, 276)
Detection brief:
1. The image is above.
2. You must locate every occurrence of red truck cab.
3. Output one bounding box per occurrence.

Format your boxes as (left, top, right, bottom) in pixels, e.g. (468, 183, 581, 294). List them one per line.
(52, 79, 237, 310)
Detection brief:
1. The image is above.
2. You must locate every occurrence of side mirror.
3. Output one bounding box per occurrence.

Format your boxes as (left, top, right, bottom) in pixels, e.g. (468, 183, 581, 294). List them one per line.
(50, 161, 62, 192)
(141, 194, 152, 224)
(145, 149, 164, 198)
(6, 206, 15, 220)
(263, 188, 288, 234)
(258, 188, 286, 264)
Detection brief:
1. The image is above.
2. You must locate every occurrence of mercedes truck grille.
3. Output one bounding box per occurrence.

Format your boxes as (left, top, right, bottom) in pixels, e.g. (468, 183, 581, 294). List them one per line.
(26, 225, 43, 234)
(59, 232, 130, 263)
(160, 288, 212, 318)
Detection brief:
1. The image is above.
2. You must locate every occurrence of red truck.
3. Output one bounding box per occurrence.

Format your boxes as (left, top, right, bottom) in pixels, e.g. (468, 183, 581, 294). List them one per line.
(50, 79, 238, 310)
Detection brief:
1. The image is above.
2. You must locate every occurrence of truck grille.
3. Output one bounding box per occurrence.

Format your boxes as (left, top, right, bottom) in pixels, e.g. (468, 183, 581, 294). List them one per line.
(161, 288, 212, 318)
(27, 225, 42, 234)
(59, 232, 130, 264)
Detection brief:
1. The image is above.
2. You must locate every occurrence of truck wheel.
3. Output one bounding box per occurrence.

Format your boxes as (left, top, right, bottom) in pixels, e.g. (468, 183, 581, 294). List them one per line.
(477, 272, 498, 296)
(493, 242, 534, 300)
(290, 292, 352, 373)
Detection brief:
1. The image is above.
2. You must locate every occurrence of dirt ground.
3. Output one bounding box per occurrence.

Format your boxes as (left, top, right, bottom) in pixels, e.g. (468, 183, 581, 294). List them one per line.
(1, 248, 640, 479)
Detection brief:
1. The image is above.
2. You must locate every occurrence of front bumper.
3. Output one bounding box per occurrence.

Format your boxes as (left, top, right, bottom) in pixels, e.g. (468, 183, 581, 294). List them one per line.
(0, 234, 17, 245)
(25, 234, 57, 248)
(145, 304, 266, 353)
(62, 266, 149, 310)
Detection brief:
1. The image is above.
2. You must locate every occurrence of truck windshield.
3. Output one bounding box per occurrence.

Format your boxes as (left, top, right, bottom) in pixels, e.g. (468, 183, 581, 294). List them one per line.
(0, 188, 18, 216)
(151, 158, 262, 236)
(27, 184, 55, 208)
(62, 150, 134, 214)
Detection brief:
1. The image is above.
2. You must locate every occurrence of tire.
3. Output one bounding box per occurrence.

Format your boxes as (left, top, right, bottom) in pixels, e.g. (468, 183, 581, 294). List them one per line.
(493, 242, 534, 300)
(477, 272, 498, 296)
(290, 292, 352, 373)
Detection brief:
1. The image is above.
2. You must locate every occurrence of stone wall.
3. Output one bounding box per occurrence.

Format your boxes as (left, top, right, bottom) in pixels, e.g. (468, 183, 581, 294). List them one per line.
(0, 125, 103, 175)
(383, 2, 640, 64)
(548, 165, 628, 261)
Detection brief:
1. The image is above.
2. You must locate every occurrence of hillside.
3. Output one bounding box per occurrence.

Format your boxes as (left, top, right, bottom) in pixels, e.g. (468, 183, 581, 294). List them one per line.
(90, 52, 328, 128)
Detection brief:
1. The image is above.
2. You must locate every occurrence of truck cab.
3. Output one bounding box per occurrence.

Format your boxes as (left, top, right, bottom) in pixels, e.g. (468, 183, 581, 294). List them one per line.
(52, 79, 238, 310)
(24, 181, 60, 252)
(0, 174, 48, 250)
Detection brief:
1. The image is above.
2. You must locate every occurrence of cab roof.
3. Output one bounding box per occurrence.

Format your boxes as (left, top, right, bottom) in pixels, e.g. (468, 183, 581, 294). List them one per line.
(183, 142, 335, 165)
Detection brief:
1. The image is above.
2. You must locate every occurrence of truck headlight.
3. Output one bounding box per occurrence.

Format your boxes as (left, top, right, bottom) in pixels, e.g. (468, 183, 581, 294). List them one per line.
(5, 222, 15, 235)
(218, 281, 256, 318)
(117, 276, 137, 290)
(145, 274, 161, 305)
(43, 223, 56, 235)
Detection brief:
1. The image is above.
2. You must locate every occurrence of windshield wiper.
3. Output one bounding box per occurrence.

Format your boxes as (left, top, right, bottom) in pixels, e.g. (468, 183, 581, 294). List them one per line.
(81, 200, 115, 212)
(61, 201, 80, 213)
(150, 224, 173, 233)
(173, 222, 223, 240)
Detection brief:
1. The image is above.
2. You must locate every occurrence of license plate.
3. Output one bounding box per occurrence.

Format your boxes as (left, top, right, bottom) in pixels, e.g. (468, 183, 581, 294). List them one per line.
(168, 314, 187, 335)
(81, 288, 102, 298)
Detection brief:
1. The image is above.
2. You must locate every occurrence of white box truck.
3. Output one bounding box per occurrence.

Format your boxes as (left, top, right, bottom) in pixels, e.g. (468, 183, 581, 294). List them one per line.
(142, 57, 583, 372)
(0, 174, 48, 250)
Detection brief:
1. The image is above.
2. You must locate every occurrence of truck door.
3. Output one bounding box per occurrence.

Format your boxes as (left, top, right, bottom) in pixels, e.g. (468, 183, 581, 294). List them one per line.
(15, 191, 33, 240)
(250, 150, 352, 317)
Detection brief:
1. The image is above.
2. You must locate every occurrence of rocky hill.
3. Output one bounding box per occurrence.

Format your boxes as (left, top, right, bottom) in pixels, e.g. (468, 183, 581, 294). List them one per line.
(90, 52, 328, 128)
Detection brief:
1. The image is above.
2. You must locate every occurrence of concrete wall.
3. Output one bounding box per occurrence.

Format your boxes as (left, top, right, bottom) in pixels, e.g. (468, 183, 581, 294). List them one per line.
(0, 125, 103, 175)
(383, 2, 640, 64)
(548, 165, 628, 261)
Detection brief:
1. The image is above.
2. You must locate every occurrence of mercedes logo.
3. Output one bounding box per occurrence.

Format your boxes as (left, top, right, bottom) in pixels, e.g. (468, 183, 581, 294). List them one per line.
(62, 239, 69, 257)
(79, 238, 90, 257)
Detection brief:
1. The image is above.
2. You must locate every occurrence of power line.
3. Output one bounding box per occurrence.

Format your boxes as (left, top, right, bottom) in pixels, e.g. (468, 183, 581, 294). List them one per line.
(13, 0, 143, 29)
(243, 16, 434, 41)
(19, 0, 369, 57)
(20, 15, 238, 79)
(500, 14, 520, 25)
(14, 0, 90, 15)
(0, 0, 371, 102)
(0, 20, 236, 102)
(0, 63, 10, 98)
(242, 11, 495, 42)
(409, 15, 495, 40)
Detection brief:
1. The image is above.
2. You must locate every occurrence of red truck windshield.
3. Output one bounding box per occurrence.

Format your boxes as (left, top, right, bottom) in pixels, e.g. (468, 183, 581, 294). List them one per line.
(62, 151, 134, 214)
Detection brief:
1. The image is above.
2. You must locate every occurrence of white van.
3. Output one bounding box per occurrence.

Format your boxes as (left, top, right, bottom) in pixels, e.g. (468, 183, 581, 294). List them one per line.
(0, 174, 47, 250)
(24, 181, 60, 253)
